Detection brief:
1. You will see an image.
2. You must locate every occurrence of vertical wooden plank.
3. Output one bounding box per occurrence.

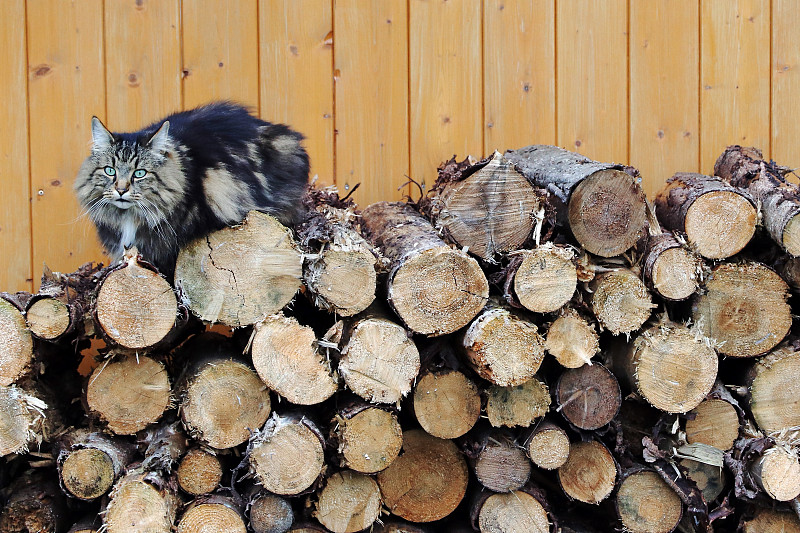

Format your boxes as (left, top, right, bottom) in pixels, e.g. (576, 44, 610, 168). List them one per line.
(334, 1, 408, 206)
(260, 0, 334, 186)
(409, 0, 483, 192)
(772, 0, 800, 173)
(701, 0, 770, 173)
(183, 0, 260, 110)
(0, 1, 32, 291)
(104, 0, 182, 131)
(630, 0, 699, 198)
(557, 0, 628, 163)
(483, 0, 556, 153)
(27, 0, 105, 282)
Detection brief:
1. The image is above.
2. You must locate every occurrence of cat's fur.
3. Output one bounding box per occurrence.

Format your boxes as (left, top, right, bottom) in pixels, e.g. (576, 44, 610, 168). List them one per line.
(74, 102, 309, 277)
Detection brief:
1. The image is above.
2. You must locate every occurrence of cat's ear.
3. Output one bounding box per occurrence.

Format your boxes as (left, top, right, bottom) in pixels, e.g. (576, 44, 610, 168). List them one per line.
(147, 121, 171, 154)
(91, 116, 114, 150)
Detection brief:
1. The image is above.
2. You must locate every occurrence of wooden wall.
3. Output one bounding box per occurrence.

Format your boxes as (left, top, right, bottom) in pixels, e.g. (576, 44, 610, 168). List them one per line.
(1, 0, 798, 291)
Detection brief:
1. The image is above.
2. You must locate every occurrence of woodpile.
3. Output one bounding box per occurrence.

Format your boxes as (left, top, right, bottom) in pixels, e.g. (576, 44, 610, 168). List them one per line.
(5, 145, 800, 533)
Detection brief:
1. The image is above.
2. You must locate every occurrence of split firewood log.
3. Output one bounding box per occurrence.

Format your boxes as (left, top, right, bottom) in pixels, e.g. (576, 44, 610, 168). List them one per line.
(654, 172, 757, 259)
(55, 429, 135, 501)
(715, 145, 800, 256)
(175, 210, 303, 327)
(506, 144, 648, 257)
(412, 368, 481, 439)
(313, 469, 382, 533)
(360, 201, 488, 335)
(176, 494, 248, 533)
(0, 380, 63, 456)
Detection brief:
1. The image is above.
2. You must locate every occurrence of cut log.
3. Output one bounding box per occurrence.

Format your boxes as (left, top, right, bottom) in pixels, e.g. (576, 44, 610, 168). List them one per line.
(179, 352, 271, 449)
(751, 446, 800, 501)
(469, 430, 531, 493)
(175, 211, 303, 327)
(742, 508, 800, 533)
(642, 232, 702, 301)
(413, 369, 481, 439)
(615, 470, 683, 533)
(331, 403, 403, 473)
(460, 301, 545, 386)
(590, 269, 655, 335)
(545, 308, 599, 368)
(472, 490, 550, 533)
(555, 363, 621, 430)
(376, 429, 469, 522)
(95, 249, 177, 349)
(313, 470, 382, 533)
(56, 429, 135, 501)
(654, 172, 756, 259)
(486, 378, 551, 428)
(679, 458, 727, 503)
(360, 201, 488, 336)
(0, 296, 33, 386)
(425, 151, 544, 261)
(618, 323, 718, 414)
(26, 295, 72, 341)
(140, 421, 188, 474)
(685, 398, 739, 451)
(334, 311, 420, 404)
(505, 144, 648, 257)
(251, 313, 338, 405)
(86, 352, 171, 435)
(104, 470, 180, 533)
(247, 490, 294, 533)
(692, 262, 791, 358)
(747, 344, 800, 434)
(176, 447, 223, 496)
(715, 145, 800, 255)
(248, 413, 326, 496)
(557, 440, 617, 504)
(512, 245, 577, 313)
(0, 470, 68, 533)
(0, 383, 53, 455)
(177, 495, 247, 533)
(523, 420, 570, 470)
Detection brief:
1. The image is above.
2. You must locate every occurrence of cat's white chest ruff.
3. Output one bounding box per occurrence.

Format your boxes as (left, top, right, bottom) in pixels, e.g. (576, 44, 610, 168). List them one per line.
(119, 219, 137, 253)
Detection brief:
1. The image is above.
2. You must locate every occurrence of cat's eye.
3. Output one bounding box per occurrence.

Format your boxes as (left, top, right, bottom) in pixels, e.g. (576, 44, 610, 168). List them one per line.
(133, 169, 146, 178)
(103, 166, 116, 176)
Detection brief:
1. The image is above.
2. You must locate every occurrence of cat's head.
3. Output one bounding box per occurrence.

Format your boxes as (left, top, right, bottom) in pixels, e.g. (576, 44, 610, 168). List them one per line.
(74, 117, 186, 229)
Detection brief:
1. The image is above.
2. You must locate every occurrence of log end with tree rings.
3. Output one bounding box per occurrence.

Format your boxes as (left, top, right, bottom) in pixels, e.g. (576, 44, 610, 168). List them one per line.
(413, 369, 481, 439)
(749, 346, 800, 434)
(693, 262, 791, 358)
(615, 471, 683, 533)
(684, 398, 739, 451)
(476, 491, 550, 533)
(313, 470, 382, 533)
(485, 378, 551, 428)
(567, 169, 648, 258)
(26, 296, 71, 340)
(683, 189, 756, 260)
(513, 246, 577, 313)
(175, 211, 303, 327)
(0, 298, 33, 386)
(590, 269, 655, 336)
(555, 363, 620, 430)
(557, 440, 617, 505)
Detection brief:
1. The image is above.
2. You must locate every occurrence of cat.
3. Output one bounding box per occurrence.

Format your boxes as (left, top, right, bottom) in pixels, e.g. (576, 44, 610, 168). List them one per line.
(74, 101, 310, 278)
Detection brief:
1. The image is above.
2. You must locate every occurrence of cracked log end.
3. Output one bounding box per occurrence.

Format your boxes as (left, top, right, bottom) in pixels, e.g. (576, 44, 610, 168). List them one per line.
(556, 363, 621, 430)
(175, 211, 303, 327)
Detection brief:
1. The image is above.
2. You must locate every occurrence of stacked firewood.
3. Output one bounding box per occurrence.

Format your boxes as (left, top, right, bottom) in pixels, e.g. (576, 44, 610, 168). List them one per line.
(3, 144, 800, 533)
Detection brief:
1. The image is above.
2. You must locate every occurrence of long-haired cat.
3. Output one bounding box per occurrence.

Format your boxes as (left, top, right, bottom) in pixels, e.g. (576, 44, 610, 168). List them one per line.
(74, 101, 309, 277)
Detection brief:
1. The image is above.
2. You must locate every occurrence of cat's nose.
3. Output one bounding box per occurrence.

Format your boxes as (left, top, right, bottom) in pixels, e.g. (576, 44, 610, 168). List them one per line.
(115, 184, 130, 195)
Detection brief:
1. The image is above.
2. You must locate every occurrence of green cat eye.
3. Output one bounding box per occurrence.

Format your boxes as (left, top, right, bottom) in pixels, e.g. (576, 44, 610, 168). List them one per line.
(103, 166, 116, 176)
(133, 169, 146, 178)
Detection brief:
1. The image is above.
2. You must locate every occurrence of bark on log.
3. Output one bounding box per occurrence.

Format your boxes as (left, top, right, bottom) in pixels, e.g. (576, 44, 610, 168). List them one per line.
(692, 262, 791, 358)
(467, 429, 531, 493)
(26, 296, 73, 340)
(511, 245, 577, 313)
(679, 458, 727, 503)
(615, 470, 683, 533)
(104, 470, 180, 533)
(176, 447, 223, 496)
(0, 470, 68, 533)
(412, 369, 481, 439)
(0, 383, 55, 456)
(747, 343, 800, 434)
(715, 145, 800, 256)
(425, 151, 545, 261)
(247, 413, 326, 496)
(360, 201, 488, 336)
(589, 269, 655, 335)
(557, 440, 617, 505)
(471, 490, 550, 533)
(555, 363, 621, 430)
(376, 429, 469, 522)
(175, 211, 303, 327)
(642, 232, 702, 301)
(544, 308, 599, 368)
(313, 469, 382, 533)
(177, 494, 247, 533)
(0, 296, 34, 386)
(85, 352, 171, 435)
(523, 420, 570, 470)
(251, 313, 338, 405)
(654, 172, 757, 259)
(139, 421, 188, 474)
(331, 402, 403, 473)
(55, 429, 135, 500)
(460, 301, 545, 386)
(505, 144, 648, 257)
(485, 377, 551, 428)
(618, 322, 718, 414)
(247, 490, 294, 533)
(685, 398, 740, 451)
(95, 249, 177, 349)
